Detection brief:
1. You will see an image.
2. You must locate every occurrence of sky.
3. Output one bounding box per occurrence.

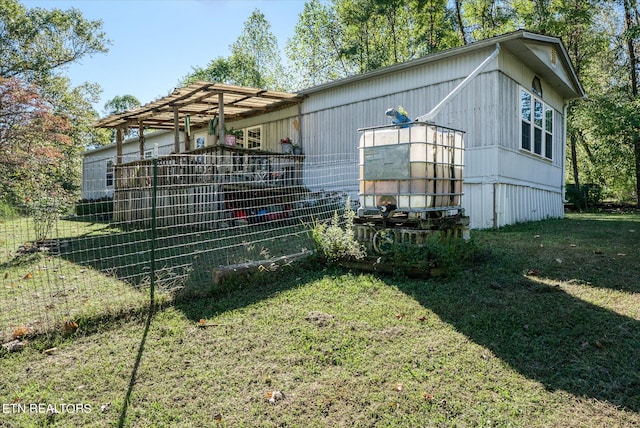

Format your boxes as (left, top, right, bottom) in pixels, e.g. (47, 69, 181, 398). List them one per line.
(22, 0, 308, 115)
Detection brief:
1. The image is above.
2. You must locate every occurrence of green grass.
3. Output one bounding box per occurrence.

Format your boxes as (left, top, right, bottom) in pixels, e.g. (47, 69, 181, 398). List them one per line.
(0, 216, 312, 341)
(1, 213, 639, 427)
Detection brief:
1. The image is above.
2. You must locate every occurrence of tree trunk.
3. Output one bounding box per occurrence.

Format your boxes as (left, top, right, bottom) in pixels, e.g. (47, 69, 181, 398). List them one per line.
(455, 0, 467, 44)
(623, 0, 639, 206)
(569, 130, 582, 209)
(634, 131, 640, 207)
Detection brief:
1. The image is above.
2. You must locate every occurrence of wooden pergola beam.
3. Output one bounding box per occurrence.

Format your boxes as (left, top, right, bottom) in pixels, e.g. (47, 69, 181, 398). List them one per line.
(94, 82, 301, 131)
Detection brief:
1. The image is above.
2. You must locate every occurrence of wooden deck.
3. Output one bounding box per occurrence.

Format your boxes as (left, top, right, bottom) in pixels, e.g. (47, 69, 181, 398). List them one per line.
(113, 145, 306, 227)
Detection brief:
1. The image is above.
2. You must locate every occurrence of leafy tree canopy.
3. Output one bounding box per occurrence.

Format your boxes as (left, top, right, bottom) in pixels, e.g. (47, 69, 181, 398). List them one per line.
(0, 0, 110, 210)
(0, 0, 109, 83)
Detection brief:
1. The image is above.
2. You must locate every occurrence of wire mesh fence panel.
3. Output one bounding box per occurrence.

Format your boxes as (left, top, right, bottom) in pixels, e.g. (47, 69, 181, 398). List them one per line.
(1, 150, 358, 342)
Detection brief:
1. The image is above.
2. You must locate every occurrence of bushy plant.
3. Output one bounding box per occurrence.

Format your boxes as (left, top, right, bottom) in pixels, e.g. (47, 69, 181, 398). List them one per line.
(27, 195, 60, 242)
(565, 184, 603, 210)
(75, 197, 113, 217)
(311, 199, 366, 262)
(0, 200, 18, 219)
(389, 234, 485, 276)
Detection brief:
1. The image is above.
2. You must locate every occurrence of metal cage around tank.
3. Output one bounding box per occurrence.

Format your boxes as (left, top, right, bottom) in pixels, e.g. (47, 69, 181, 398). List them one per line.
(357, 122, 465, 218)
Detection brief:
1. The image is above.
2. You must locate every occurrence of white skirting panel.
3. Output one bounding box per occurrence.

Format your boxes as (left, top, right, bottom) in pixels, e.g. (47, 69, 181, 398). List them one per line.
(464, 182, 564, 229)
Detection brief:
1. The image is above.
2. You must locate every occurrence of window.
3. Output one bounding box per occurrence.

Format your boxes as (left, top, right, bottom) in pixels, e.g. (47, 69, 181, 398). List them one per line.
(520, 90, 531, 151)
(106, 160, 114, 187)
(232, 125, 262, 150)
(246, 126, 261, 149)
(520, 88, 553, 160)
(532, 76, 543, 97)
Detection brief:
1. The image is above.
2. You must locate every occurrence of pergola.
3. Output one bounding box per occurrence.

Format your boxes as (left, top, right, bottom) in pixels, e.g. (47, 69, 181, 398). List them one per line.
(94, 81, 303, 163)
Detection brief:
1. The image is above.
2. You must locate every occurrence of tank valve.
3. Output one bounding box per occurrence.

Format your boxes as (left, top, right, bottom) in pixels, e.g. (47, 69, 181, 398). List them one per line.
(376, 204, 397, 218)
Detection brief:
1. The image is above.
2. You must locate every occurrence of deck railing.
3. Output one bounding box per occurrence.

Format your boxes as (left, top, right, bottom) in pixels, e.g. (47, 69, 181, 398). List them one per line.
(113, 145, 306, 227)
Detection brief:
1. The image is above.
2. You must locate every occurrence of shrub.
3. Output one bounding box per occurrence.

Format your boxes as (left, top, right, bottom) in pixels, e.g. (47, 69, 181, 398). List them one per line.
(0, 200, 18, 219)
(388, 234, 485, 276)
(565, 184, 602, 210)
(75, 197, 113, 218)
(311, 198, 366, 262)
(26, 195, 60, 242)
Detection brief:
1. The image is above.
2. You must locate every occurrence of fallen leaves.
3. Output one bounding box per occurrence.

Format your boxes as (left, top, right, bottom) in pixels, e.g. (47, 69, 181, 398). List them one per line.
(64, 320, 78, 333)
(13, 326, 30, 339)
(197, 319, 227, 328)
(265, 390, 284, 404)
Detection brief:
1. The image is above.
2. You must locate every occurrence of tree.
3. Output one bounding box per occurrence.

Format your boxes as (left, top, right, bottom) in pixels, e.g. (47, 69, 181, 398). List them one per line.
(0, 76, 71, 207)
(286, 0, 348, 89)
(0, 0, 109, 83)
(459, 0, 517, 41)
(621, 0, 640, 205)
(103, 94, 141, 116)
(287, 0, 461, 84)
(229, 9, 287, 90)
(181, 10, 286, 90)
(180, 57, 233, 86)
(103, 94, 142, 143)
(0, 0, 110, 210)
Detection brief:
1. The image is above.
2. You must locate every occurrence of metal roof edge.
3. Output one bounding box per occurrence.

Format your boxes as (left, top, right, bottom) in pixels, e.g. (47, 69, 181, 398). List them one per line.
(297, 29, 585, 100)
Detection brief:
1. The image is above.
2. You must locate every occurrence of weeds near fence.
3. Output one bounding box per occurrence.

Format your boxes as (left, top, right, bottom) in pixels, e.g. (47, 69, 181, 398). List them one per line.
(311, 198, 365, 262)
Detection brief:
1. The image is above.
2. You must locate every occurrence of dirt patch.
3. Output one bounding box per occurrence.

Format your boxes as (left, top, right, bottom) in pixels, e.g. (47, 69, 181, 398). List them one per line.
(304, 311, 335, 327)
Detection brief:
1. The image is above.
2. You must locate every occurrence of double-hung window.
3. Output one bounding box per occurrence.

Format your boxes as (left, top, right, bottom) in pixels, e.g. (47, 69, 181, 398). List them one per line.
(520, 88, 553, 160)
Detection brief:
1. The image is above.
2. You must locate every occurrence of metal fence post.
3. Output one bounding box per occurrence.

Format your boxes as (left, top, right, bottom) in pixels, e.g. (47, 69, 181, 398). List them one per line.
(150, 158, 157, 306)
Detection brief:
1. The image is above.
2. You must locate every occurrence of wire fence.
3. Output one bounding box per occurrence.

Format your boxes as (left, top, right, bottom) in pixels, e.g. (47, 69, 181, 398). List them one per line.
(1, 151, 358, 342)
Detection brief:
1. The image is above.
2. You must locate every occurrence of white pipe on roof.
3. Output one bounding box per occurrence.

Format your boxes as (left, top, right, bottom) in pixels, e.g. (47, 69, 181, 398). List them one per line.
(416, 43, 501, 123)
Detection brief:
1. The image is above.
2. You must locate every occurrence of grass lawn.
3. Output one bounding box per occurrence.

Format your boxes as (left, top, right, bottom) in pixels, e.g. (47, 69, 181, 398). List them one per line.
(1, 212, 639, 427)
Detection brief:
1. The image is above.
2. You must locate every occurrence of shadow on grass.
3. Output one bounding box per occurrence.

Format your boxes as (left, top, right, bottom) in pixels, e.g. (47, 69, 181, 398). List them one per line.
(393, 266, 640, 412)
(485, 216, 640, 294)
(117, 298, 155, 427)
(56, 222, 313, 292)
(55, 214, 640, 415)
(173, 259, 325, 319)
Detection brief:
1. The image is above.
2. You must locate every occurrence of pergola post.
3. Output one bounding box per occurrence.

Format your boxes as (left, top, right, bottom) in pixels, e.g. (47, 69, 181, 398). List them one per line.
(173, 106, 180, 153)
(138, 119, 145, 159)
(218, 92, 225, 144)
(184, 115, 191, 151)
(116, 127, 123, 185)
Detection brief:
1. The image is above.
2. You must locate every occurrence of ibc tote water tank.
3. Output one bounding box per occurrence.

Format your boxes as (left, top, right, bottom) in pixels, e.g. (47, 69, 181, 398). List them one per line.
(358, 122, 464, 216)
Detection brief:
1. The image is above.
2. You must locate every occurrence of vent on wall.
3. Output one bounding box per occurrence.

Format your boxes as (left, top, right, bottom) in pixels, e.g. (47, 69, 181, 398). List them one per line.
(550, 48, 557, 66)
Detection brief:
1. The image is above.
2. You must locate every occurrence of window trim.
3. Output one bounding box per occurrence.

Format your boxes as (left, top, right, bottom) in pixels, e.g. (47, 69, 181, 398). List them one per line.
(106, 159, 114, 187)
(520, 87, 553, 160)
(234, 125, 263, 150)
